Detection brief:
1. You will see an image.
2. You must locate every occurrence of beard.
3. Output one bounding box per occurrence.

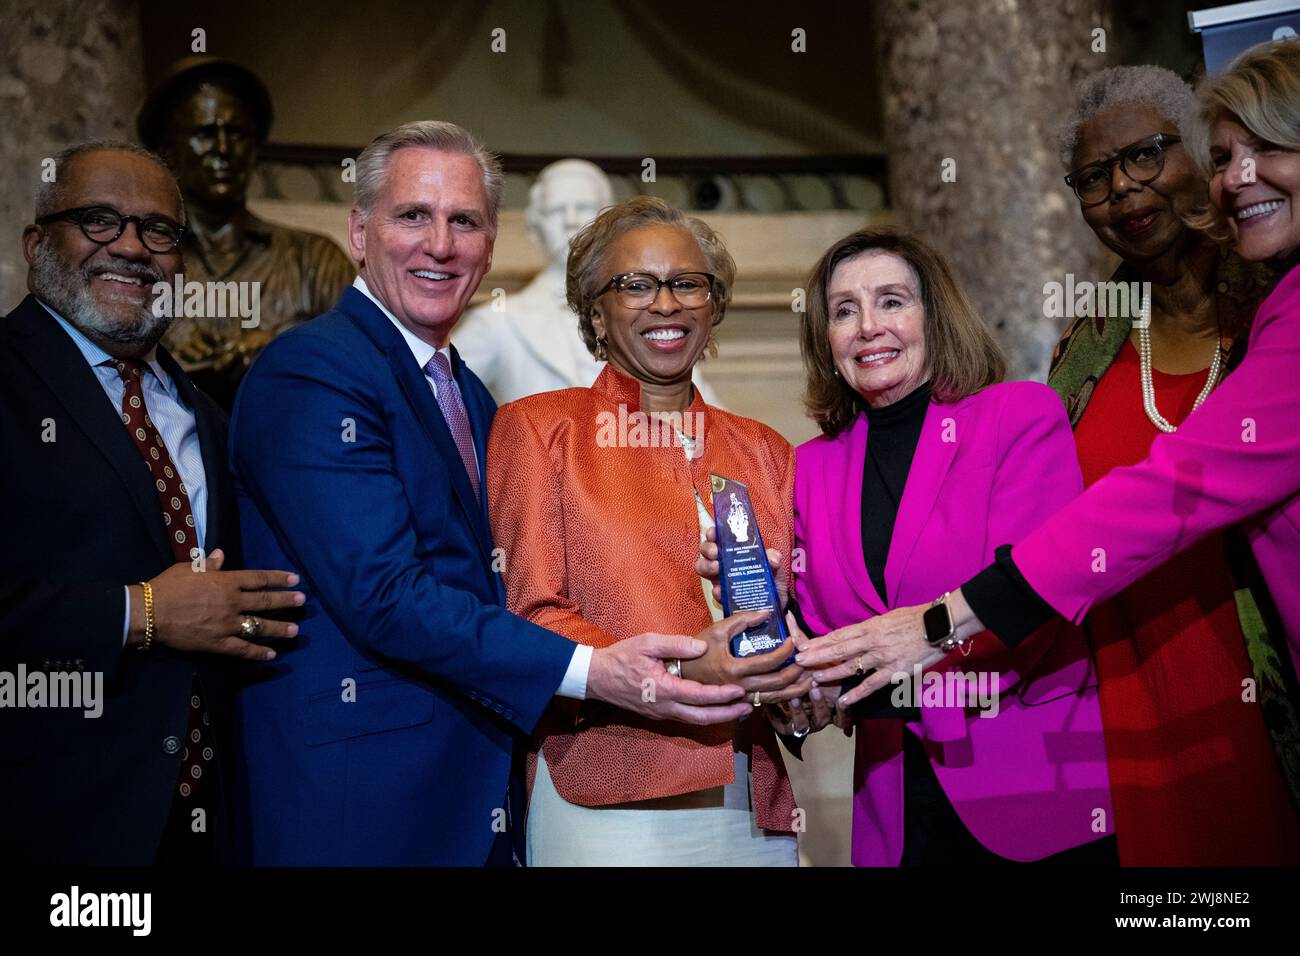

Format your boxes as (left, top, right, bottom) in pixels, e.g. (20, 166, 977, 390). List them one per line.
(31, 243, 173, 348)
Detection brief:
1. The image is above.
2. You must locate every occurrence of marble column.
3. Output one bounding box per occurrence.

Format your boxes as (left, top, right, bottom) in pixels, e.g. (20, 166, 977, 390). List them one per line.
(875, 0, 1117, 380)
(0, 0, 145, 305)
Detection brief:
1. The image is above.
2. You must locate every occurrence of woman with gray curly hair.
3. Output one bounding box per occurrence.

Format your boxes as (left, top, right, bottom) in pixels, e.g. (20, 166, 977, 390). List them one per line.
(1045, 63, 1298, 865)
(484, 196, 815, 865)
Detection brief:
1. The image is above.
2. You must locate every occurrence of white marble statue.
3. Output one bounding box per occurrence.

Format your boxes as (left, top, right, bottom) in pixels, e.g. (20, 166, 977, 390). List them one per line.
(454, 158, 720, 407)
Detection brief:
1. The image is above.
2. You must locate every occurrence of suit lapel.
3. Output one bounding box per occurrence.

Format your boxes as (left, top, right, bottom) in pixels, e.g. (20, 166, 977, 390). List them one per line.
(826, 414, 887, 614)
(7, 296, 172, 563)
(342, 289, 492, 557)
(883, 398, 965, 606)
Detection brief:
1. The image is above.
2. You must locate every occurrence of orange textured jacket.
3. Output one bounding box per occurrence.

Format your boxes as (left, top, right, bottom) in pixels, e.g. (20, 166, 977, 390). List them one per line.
(486, 363, 797, 832)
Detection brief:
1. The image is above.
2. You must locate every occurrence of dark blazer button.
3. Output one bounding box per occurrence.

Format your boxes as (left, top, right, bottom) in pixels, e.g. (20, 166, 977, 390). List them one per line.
(163, 735, 180, 755)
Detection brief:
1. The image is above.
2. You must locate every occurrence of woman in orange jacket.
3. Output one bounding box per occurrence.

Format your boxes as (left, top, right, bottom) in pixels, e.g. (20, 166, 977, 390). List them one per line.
(487, 196, 811, 865)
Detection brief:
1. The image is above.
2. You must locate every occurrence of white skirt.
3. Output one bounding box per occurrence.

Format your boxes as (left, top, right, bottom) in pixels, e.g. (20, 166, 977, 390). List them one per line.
(526, 750, 799, 867)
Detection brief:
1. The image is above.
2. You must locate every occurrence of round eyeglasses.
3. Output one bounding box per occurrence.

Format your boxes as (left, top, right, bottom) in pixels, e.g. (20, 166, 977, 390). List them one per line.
(35, 205, 186, 254)
(598, 272, 716, 309)
(1065, 133, 1182, 206)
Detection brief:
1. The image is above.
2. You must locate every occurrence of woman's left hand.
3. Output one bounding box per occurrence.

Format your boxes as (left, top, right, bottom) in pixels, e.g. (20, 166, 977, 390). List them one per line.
(793, 604, 946, 708)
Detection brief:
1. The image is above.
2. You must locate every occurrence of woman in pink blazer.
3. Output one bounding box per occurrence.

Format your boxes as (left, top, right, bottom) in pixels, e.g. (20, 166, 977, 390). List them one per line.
(798, 42, 1300, 856)
(789, 228, 1114, 866)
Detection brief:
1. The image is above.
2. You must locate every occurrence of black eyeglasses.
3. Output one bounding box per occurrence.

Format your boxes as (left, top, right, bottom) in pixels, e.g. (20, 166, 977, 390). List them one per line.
(1064, 133, 1182, 206)
(35, 205, 186, 253)
(598, 272, 716, 309)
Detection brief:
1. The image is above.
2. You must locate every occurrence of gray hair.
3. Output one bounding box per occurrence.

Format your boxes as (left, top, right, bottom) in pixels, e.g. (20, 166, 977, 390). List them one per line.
(34, 140, 182, 221)
(353, 120, 504, 234)
(1057, 66, 1198, 169)
(566, 195, 736, 358)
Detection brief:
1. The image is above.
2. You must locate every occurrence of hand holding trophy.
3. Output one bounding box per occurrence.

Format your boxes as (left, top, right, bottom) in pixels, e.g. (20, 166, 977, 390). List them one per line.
(696, 477, 848, 736)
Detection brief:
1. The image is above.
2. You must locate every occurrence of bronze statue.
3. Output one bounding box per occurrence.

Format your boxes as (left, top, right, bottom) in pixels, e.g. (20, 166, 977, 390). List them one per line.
(139, 57, 354, 410)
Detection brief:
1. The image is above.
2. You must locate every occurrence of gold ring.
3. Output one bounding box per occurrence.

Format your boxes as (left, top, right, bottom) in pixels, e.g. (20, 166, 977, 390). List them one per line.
(855, 655, 866, 676)
(752, 691, 762, 708)
(240, 616, 262, 639)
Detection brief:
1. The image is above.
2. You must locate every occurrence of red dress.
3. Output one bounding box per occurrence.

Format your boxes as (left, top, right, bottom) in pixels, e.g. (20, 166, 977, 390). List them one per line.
(1074, 339, 1300, 865)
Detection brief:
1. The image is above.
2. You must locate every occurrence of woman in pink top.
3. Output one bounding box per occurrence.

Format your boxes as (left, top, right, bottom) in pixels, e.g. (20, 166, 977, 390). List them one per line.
(785, 229, 1114, 866)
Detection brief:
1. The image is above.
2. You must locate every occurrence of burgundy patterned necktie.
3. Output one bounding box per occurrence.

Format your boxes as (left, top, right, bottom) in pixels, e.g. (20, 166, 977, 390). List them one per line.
(426, 352, 481, 501)
(112, 358, 213, 810)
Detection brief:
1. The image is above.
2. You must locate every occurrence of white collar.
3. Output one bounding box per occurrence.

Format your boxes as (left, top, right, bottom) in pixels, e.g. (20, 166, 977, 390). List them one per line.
(352, 276, 450, 373)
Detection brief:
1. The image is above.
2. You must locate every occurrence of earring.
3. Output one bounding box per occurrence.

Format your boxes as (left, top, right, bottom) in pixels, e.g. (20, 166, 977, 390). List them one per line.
(595, 335, 608, 361)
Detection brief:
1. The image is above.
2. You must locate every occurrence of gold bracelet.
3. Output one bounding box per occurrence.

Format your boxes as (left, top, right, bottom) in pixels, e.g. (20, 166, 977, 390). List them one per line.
(137, 581, 155, 651)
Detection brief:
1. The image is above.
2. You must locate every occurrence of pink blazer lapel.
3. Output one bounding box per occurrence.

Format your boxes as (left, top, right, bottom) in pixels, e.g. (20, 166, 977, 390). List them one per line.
(826, 414, 887, 615)
(883, 399, 965, 607)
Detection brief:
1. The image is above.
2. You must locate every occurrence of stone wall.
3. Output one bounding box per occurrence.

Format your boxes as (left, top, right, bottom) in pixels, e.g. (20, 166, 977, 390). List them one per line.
(875, 0, 1118, 381)
(0, 0, 145, 306)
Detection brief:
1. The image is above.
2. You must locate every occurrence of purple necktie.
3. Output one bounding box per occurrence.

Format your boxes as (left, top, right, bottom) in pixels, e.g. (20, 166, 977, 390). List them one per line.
(426, 352, 481, 501)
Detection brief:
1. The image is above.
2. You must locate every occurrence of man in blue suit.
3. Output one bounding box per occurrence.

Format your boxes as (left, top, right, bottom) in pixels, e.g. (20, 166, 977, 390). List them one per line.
(230, 121, 756, 865)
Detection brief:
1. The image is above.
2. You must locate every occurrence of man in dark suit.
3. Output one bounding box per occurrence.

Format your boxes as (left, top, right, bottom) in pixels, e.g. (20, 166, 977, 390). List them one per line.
(232, 121, 757, 865)
(0, 142, 303, 865)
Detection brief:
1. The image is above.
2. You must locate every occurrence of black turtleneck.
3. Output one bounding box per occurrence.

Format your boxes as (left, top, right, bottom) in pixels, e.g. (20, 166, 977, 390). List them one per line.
(831, 381, 932, 722)
(861, 381, 931, 599)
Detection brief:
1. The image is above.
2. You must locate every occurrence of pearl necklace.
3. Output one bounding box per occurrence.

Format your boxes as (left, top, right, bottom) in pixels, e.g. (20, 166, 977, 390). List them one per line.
(1136, 296, 1222, 433)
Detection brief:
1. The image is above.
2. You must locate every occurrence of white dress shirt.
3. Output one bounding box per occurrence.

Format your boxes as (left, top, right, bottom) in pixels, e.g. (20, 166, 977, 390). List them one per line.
(352, 276, 592, 699)
(41, 301, 208, 646)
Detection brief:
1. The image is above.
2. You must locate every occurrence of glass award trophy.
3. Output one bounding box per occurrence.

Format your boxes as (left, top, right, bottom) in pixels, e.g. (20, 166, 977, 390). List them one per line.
(710, 473, 788, 658)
